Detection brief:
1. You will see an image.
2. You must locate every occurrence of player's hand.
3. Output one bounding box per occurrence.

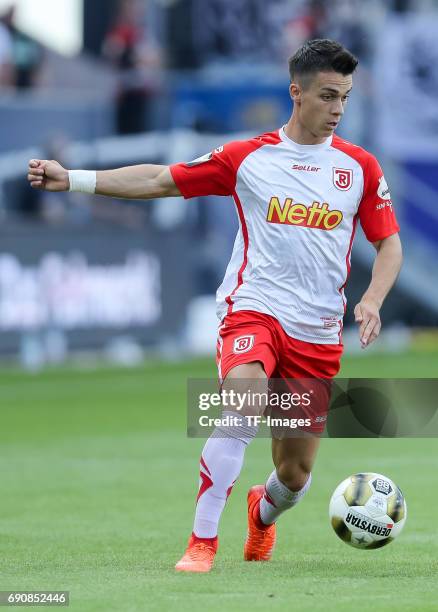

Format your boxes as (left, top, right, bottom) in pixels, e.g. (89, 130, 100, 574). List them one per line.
(27, 159, 69, 192)
(354, 298, 381, 348)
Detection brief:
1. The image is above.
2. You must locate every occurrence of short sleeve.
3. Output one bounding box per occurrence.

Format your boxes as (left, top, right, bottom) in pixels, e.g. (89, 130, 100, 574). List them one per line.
(358, 155, 400, 242)
(169, 139, 262, 199)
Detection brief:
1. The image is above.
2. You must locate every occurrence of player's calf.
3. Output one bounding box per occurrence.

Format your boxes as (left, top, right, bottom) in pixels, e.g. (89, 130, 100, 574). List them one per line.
(259, 469, 312, 525)
(276, 459, 311, 492)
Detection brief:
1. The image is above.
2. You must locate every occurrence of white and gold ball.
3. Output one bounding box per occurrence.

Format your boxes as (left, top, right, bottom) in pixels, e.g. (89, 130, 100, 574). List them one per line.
(329, 472, 407, 549)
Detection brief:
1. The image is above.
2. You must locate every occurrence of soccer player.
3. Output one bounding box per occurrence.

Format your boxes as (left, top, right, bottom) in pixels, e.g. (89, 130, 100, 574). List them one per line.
(27, 39, 402, 573)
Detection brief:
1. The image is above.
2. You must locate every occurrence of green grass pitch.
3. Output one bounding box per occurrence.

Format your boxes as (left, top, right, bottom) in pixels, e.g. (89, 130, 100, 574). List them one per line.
(1, 350, 437, 611)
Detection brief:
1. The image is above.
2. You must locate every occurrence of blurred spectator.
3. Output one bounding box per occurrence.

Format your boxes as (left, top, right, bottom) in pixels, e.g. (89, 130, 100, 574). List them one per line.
(0, 18, 14, 86)
(391, 0, 411, 11)
(324, 0, 369, 62)
(278, 0, 371, 65)
(1, 6, 44, 89)
(102, 0, 163, 134)
(166, 0, 200, 69)
(281, 0, 328, 62)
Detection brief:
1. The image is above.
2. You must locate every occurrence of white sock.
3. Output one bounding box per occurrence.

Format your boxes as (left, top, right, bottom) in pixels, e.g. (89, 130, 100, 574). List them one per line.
(259, 470, 312, 526)
(193, 411, 258, 538)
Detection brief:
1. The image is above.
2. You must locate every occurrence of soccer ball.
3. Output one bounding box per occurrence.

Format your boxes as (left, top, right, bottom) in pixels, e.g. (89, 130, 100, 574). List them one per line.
(329, 472, 407, 549)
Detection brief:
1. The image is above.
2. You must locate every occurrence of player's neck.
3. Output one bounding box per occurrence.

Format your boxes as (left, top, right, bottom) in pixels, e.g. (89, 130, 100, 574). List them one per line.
(283, 117, 327, 146)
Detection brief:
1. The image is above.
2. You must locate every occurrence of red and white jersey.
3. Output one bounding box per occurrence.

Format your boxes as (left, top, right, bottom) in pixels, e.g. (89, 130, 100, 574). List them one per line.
(170, 127, 399, 344)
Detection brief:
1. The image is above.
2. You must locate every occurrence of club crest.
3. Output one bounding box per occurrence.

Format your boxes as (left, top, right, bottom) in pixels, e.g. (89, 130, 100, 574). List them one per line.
(233, 335, 255, 354)
(333, 167, 353, 191)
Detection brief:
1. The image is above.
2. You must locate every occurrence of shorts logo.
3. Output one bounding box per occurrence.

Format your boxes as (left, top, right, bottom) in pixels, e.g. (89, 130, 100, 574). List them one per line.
(333, 167, 353, 191)
(233, 335, 254, 354)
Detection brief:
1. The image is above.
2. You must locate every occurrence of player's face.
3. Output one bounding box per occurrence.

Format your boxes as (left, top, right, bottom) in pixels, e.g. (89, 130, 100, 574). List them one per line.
(290, 71, 353, 139)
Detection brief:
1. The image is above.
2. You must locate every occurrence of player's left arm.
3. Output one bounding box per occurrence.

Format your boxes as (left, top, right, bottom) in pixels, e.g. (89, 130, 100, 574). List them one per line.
(354, 153, 403, 349)
(354, 232, 402, 348)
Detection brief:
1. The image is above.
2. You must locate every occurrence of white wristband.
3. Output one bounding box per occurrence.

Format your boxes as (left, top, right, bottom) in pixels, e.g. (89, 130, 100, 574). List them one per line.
(68, 170, 97, 194)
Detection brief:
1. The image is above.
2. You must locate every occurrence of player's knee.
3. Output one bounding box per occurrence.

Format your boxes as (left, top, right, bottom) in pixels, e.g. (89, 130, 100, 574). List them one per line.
(215, 412, 259, 444)
(276, 461, 310, 492)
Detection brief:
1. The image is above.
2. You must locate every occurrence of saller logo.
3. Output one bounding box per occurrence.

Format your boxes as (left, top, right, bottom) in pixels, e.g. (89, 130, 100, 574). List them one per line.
(267, 197, 343, 231)
(292, 164, 320, 172)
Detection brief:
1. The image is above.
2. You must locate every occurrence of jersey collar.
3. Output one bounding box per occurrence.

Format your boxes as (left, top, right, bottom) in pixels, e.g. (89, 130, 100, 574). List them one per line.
(279, 126, 333, 151)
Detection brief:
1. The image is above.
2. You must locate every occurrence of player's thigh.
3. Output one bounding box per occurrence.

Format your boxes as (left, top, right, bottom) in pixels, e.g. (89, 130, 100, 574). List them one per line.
(221, 361, 268, 417)
(224, 361, 267, 380)
(217, 310, 278, 384)
(218, 311, 279, 416)
(271, 436, 320, 487)
(276, 337, 342, 434)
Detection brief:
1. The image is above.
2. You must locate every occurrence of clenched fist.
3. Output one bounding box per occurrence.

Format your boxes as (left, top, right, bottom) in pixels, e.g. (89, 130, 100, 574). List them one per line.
(27, 159, 69, 192)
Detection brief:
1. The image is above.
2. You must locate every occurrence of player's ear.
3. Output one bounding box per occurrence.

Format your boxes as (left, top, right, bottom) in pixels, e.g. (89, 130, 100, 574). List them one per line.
(290, 82, 302, 105)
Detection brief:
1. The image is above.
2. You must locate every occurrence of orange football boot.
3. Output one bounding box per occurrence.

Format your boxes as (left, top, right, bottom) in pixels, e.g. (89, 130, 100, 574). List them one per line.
(244, 485, 276, 561)
(175, 534, 218, 573)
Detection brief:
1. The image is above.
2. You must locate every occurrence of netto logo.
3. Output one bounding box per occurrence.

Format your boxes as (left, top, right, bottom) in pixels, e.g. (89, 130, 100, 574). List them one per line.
(267, 197, 343, 231)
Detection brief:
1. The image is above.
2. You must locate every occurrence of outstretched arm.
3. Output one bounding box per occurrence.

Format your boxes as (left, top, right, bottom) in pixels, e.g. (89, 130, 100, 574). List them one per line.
(354, 233, 403, 348)
(27, 159, 181, 199)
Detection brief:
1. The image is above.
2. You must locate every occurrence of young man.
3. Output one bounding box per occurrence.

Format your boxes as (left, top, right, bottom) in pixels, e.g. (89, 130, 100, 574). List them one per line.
(28, 39, 402, 574)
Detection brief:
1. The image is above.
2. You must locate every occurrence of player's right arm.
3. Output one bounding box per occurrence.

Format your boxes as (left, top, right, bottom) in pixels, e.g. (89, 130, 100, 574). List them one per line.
(27, 159, 181, 199)
(27, 139, 259, 201)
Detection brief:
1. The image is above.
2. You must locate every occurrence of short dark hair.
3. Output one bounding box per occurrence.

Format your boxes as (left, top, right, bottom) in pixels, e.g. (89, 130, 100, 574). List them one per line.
(288, 39, 358, 83)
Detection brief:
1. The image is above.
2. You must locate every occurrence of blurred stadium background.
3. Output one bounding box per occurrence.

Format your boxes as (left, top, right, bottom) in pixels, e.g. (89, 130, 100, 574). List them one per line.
(1, 2, 438, 610)
(0, 0, 437, 368)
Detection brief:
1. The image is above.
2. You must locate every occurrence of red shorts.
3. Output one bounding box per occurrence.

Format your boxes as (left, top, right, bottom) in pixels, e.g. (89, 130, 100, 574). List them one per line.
(216, 310, 343, 433)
